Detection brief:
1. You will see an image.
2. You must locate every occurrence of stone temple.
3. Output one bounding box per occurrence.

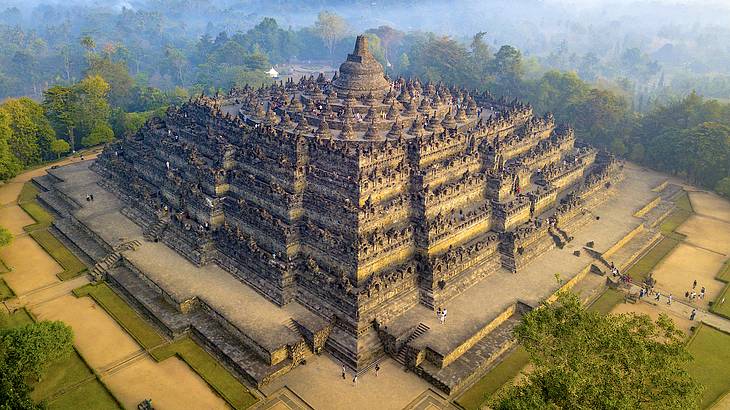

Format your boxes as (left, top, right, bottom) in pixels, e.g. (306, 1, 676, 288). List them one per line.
(38, 36, 623, 395)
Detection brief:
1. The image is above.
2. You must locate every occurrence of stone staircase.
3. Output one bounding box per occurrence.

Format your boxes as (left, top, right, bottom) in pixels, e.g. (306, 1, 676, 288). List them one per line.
(548, 226, 565, 248)
(395, 323, 430, 366)
(89, 252, 122, 281)
(414, 313, 522, 396)
(114, 239, 142, 252)
(283, 318, 301, 335)
(143, 219, 168, 242)
(89, 240, 141, 281)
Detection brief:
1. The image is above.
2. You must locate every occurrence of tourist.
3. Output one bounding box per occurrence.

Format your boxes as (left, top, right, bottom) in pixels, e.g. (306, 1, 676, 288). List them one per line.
(667, 294, 672, 305)
(353, 375, 358, 385)
(342, 365, 346, 380)
(690, 309, 697, 321)
(685, 291, 690, 299)
(90, 194, 94, 201)
(690, 291, 696, 300)
(86, 195, 90, 202)
(700, 287, 706, 300)
(442, 308, 448, 324)
(375, 364, 380, 377)
(655, 292, 661, 302)
(693, 280, 697, 289)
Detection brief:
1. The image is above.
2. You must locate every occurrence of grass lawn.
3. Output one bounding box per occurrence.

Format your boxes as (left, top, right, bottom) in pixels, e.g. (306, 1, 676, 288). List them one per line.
(454, 347, 530, 410)
(0, 308, 34, 328)
(29, 229, 87, 280)
(0, 277, 15, 300)
(711, 259, 730, 319)
(20, 201, 54, 232)
(626, 235, 682, 283)
(151, 337, 258, 410)
(73, 283, 166, 350)
(659, 192, 693, 236)
(685, 325, 730, 408)
(31, 349, 94, 402)
(587, 288, 626, 314)
(17, 181, 40, 205)
(46, 379, 121, 410)
(18, 182, 53, 232)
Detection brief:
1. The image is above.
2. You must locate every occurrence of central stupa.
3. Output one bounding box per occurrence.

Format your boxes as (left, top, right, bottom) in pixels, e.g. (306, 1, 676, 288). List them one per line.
(332, 35, 390, 96)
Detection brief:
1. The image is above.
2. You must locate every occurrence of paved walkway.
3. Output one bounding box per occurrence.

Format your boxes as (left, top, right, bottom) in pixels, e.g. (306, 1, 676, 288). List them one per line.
(635, 296, 730, 334)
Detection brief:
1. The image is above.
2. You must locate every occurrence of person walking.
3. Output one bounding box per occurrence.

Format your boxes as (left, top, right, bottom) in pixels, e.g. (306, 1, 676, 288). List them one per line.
(442, 308, 448, 324)
(693, 279, 697, 289)
(374, 364, 380, 377)
(667, 294, 673, 305)
(700, 287, 706, 300)
(690, 309, 697, 321)
(342, 365, 346, 380)
(655, 292, 661, 302)
(352, 375, 358, 385)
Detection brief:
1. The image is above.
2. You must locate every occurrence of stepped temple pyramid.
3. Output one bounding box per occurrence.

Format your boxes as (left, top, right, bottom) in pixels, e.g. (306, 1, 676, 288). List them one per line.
(40, 36, 624, 395)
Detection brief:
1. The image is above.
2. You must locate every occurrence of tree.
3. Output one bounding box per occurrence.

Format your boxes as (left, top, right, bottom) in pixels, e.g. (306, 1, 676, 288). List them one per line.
(492, 292, 701, 410)
(716, 177, 730, 199)
(368, 26, 404, 67)
(79, 34, 95, 53)
(81, 123, 114, 147)
(680, 122, 730, 186)
(490, 45, 525, 97)
(315, 11, 348, 60)
(407, 35, 478, 88)
(43, 85, 77, 151)
(470, 32, 493, 82)
(0, 320, 74, 408)
(71, 75, 112, 145)
(43, 75, 112, 151)
(0, 110, 22, 181)
(50, 139, 70, 159)
(85, 55, 134, 109)
(0, 226, 11, 247)
(165, 46, 188, 86)
(0, 97, 57, 166)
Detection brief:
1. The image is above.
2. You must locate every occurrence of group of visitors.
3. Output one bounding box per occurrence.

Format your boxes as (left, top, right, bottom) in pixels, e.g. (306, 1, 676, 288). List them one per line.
(341, 363, 380, 386)
(684, 280, 706, 301)
(638, 278, 702, 321)
(610, 263, 632, 284)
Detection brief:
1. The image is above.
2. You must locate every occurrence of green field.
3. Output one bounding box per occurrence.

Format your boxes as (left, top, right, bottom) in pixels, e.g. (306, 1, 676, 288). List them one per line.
(711, 260, 730, 319)
(0, 308, 34, 328)
(151, 337, 259, 410)
(31, 350, 94, 402)
(29, 229, 87, 280)
(587, 288, 626, 314)
(686, 325, 730, 408)
(46, 378, 121, 410)
(17, 182, 40, 205)
(626, 235, 682, 283)
(455, 347, 530, 410)
(73, 283, 166, 349)
(0, 277, 15, 300)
